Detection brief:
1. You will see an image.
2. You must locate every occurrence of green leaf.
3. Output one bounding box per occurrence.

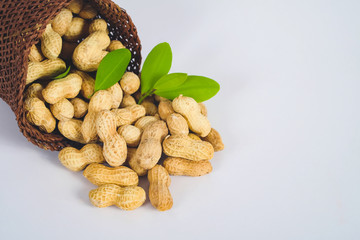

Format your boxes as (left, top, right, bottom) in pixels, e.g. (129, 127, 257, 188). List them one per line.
(153, 73, 188, 91)
(53, 66, 70, 79)
(95, 48, 131, 91)
(154, 75, 220, 102)
(141, 42, 172, 94)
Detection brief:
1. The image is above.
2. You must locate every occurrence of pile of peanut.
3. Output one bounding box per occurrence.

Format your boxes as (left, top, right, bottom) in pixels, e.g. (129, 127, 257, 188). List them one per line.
(24, 0, 224, 211)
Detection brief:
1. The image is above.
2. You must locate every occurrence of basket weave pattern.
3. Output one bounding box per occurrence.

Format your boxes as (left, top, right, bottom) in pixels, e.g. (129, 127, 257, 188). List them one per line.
(0, 0, 142, 151)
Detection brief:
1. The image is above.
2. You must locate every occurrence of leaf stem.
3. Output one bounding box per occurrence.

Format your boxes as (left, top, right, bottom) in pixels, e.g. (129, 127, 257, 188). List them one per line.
(138, 89, 156, 104)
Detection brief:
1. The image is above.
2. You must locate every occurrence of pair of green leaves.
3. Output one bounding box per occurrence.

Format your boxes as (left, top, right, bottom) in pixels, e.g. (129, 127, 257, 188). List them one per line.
(139, 43, 220, 103)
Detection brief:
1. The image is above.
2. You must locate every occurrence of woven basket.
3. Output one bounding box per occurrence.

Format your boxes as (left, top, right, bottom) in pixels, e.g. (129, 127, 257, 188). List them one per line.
(0, 0, 142, 151)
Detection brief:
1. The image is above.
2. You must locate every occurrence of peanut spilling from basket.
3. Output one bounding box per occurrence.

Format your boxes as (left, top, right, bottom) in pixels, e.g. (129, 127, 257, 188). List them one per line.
(24, 0, 224, 211)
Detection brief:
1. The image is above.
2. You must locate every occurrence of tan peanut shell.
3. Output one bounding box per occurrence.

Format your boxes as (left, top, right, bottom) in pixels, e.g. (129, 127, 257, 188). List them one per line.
(198, 102, 208, 116)
(66, 0, 84, 14)
(134, 116, 159, 130)
(96, 110, 127, 167)
(128, 155, 148, 176)
(24, 97, 56, 133)
(25, 83, 44, 101)
(75, 70, 95, 99)
(107, 40, 125, 52)
(141, 101, 158, 116)
(71, 98, 88, 118)
(120, 72, 140, 95)
(172, 95, 211, 137)
(111, 105, 146, 127)
(89, 184, 146, 210)
(26, 58, 66, 85)
(202, 128, 224, 152)
(118, 125, 141, 147)
(83, 163, 138, 187)
(158, 99, 174, 120)
(64, 17, 88, 42)
(132, 120, 168, 170)
(120, 94, 136, 107)
(28, 44, 44, 62)
(50, 98, 74, 121)
(154, 95, 167, 102)
(188, 133, 201, 141)
(58, 119, 86, 144)
(148, 165, 173, 211)
(81, 90, 113, 143)
(60, 41, 78, 61)
(41, 24, 62, 59)
(163, 157, 212, 176)
(72, 31, 110, 72)
(163, 135, 214, 161)
(166, 113, 189, 136)
(107, 83, 123, 109)
(58, 144, 104, 171)
(89, 19, 109, 34)
(79, 4, 97, 19)
(51, 8, 73, 36)
(42, 73, 82, 104)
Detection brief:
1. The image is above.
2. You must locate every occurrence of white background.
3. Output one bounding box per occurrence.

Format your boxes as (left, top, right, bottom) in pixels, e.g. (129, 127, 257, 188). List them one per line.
(1, 0, 359, 239)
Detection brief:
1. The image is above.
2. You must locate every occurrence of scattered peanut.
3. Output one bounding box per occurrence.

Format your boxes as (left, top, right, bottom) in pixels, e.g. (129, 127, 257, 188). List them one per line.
(120, 94, 136, 107)
(107, 40, 125, 52)
(111, 105, 146, 127)
(96, 110, 127, 167)
(118, 125, 141, 147)
(83, 163, 138, 186)
(188, 133, 201, 141)
(148, 165, 173, 211)
(107, 82, 123, 109)
(66, 0, 84, 14)
(71, 98, 88, 118)
(50, 98, 74, 121)
(75, 70, 95, 99)
(141, 101, 158, 116)
(163, 135, 214, 161)
(24, 97, 56, 133)
(26, 58, 66, 85)
(58, 144, 104, 171)
(51, 8, 73, 36)
(202, 128, 224, 152)
(89, 184, 146, 210)
(166, 113, 189, 136)
(158, 99, 174, 120)
(64, 17, 89, 42)
(58, 119, 86, 143)
(172, 95, 211, 137)
(120, 72, 140, 95)
(28, 44, 44, 62)
(89, 19, 109, 34)
(163, 157, 212, 177)
(134, 116, 159, 130)
(25, 83, 44, 101)
(41, 24, 62, 59)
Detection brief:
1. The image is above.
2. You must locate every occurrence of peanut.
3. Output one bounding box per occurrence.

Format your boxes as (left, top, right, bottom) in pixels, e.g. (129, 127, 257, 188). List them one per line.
(42, 73, 82, 104)
(58, 144, 104, 171)
(50, 98, 74, 121)
(163, 157, 212, 177)
(166, 113, 189, 136)
(75, 70, 95, 99)
(148, 165, 173, 211)
(64, 17, 89, 42)
(26, 58, 66, 85)
(107, 40, 125, 52)
(188, 133, 201, 141)
(58, 119, 86, 143)
(96, 110, 127, 167)
(154, 95, 167, 102)
(111, 105, 146, 127)
(141, 101, 158, 116)
(117, 125, 141, 147)
(163, 135, 214, 161)
(28, 44, 44, 62)
(202, 128, 224, 152)
(89, 19, 109, 34)
(41, 24, 62, 59)
(120, 72, 140, 95)
(89, 184, 146, 210)
(128, 155, 148, 177)
(71, 98, 88, 118)
(158, 99, 174, 120)
(81, 90, 113, 143)
(72, 31, 110, 72)
(83, 163, 138, 187)
(198, 102, 207, 116)
(134, 116, 159, 130)
(66, 0, 84, 14)
(131, 120, 168, 170)
(79, 4, 98, 19)
(24, 97, 56, 133)
(60, 41, 78, 61)
(51, 8, 73, 36)
(107, 83, 123, 109)
(120, 94, 136, 107)
(172, 95, 211, 137)
(25, 83, 44, 101)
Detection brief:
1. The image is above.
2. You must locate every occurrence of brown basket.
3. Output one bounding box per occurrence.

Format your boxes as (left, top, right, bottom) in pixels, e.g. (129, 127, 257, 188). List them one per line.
(0, 0, 142, 151)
